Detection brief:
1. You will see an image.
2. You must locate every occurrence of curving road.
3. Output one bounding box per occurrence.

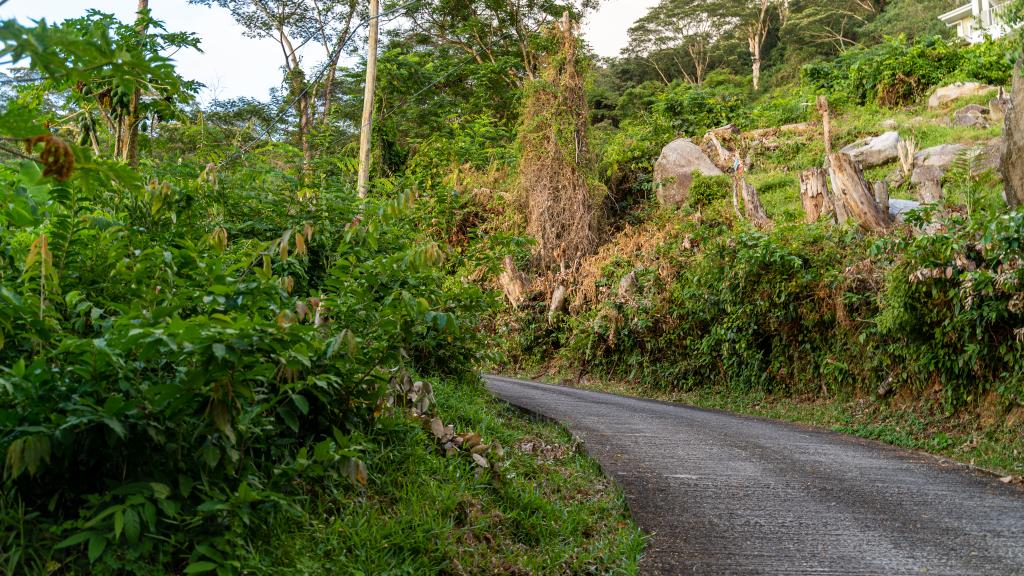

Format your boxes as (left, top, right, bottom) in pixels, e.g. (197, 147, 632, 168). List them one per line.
(484, 375, 1024, 576)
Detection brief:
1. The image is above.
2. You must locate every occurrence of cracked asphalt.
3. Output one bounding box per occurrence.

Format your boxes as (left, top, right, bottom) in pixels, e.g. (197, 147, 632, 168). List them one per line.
(484, 375, 1024, 576)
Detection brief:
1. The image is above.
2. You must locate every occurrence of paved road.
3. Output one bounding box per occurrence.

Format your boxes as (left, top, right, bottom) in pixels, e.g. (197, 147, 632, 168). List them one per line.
(484, 375, 1024, 576)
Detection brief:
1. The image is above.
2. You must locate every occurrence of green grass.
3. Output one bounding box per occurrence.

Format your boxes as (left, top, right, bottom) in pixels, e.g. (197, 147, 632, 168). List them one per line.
(258, 378, 645, 575)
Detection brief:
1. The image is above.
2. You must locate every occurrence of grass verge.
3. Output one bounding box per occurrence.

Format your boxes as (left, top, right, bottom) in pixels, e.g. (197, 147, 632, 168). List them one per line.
(260, 377, 644, 575)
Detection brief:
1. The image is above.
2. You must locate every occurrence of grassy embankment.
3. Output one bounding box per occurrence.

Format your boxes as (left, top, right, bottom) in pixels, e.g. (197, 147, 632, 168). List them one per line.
(263, 378, 644, 575)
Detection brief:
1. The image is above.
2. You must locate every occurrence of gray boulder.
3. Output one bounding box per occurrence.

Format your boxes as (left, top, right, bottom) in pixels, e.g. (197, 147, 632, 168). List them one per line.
(840, 131, 901, 168)
(914, 144, 967, 171)
(654, 138, 725, 208)
(889, 199, 922, 222)
(910, 144, 967, 191)
(928, 82, 997, 109)
(953, 104, 990, 128)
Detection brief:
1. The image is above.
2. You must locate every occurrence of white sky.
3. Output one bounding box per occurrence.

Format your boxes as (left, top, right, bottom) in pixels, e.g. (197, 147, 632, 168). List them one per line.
(0, 0, 653, 102)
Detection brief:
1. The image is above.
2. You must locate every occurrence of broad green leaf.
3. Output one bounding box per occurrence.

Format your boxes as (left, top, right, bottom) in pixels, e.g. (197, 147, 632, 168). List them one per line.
(277, 405, 299, 433)
(123, 508, 140, 543)
(184, 561, 218, 573)
(114, 510, 124, 540)
(87, 534, 107, 563)
(54, 531, 94, 549)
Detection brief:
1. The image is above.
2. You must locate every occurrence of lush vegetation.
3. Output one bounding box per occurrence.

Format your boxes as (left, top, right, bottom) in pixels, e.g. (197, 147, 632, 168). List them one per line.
(0, 5, 640, 574)
(4, 0, 1024, 571)
(503, 1, 1024, 475)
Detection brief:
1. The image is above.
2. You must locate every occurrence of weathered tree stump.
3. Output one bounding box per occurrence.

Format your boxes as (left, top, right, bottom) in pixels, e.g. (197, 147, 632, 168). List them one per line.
(828, 152, 891, 230)
(799, 167, 830, 223)
(736, 175, 771, 227)
(1001, 62, 1024, 208)
(499, 256, 530, 308)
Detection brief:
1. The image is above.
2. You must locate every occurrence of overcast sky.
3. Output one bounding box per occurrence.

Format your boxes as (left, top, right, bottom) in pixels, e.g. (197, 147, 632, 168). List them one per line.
(0, 0, 656, 102)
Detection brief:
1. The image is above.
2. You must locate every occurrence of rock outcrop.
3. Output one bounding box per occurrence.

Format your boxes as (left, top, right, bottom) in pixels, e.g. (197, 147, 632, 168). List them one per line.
(654, 139, 725, 208)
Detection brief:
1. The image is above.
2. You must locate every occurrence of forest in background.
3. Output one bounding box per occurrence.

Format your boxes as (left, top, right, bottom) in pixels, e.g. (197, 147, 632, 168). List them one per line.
(1, 0, 1023, 572)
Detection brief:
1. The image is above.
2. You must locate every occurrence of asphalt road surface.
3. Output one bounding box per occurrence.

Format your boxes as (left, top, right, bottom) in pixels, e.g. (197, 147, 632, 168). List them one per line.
(484, 375, 1024, 576)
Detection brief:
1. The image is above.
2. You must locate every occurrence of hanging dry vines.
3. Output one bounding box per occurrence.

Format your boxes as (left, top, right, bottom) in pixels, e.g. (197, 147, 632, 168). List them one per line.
(519, 13, 602, 275)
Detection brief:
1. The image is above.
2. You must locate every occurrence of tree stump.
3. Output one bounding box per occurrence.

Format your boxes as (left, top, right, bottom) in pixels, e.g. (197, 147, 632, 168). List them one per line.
(499, 256, 530, 308)
(548, 284, 567, 324)
(1001, 62, 1024, 208)
(828, 152, 891, 230)
(799, 168, 830, 223)
(736, 175, 771, 227)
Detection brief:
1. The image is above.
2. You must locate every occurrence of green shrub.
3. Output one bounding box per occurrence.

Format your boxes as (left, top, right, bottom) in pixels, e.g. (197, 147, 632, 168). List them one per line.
(688, 172, 731, 209)
(545, 190, 1024, 406)
(595, 113, 674, 199)
(802, 35, 1014, 107)
(652, 81, 747, 136)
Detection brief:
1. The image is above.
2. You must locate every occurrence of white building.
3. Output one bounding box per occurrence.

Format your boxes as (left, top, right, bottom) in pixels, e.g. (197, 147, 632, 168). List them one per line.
(939, 0, 1011, 43)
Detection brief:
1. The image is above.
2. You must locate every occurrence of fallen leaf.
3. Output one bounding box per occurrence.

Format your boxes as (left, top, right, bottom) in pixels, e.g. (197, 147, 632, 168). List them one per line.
(471, 453, 489, 469)
(344, 458, 368, 486)
(463, 433, 482, 450)
(429, 418, 445, 439)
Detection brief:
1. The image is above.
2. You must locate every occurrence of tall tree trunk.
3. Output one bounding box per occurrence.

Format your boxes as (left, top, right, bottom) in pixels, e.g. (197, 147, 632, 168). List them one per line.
(357, 0, 380, 198)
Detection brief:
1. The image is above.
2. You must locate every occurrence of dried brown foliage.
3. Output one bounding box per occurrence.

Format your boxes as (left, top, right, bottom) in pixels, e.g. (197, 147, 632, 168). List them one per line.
(574, 221, 682, 310)
(26, 134, 74, 181)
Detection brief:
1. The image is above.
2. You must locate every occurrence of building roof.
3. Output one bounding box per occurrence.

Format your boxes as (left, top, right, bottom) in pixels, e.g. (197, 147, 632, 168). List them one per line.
(939, 4, 973, 23)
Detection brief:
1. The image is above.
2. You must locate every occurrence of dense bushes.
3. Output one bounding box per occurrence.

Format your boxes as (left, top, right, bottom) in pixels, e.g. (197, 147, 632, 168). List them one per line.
(0, 17, 492, 575)
(508, 193, 1024, 407)
(803, 35, 1016, 107)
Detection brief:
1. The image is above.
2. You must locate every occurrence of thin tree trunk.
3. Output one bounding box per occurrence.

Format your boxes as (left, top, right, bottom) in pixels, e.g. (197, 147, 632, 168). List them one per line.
(748, 30, 762, 91)
(817, 95, 833, 156)
(279, 30, 312, 177)
(357, 0, 380, 198)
